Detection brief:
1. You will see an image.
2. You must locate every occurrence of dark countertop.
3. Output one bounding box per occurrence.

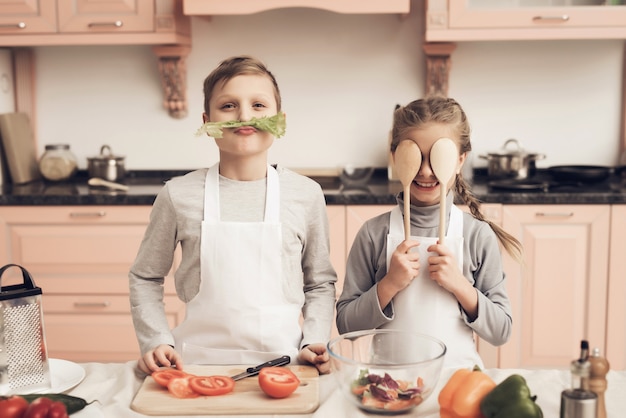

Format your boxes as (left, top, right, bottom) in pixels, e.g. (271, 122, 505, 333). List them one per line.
(1, 169, 625, 206)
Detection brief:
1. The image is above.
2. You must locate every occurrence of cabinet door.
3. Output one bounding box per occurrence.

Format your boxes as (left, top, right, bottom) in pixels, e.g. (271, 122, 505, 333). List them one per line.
(43, 295, 185, 362)
(500, 205, 610, 369)
(448, 0, 626, 29)
(0, 1, 57, 34)
(57, 0, 155, 33)
(606, 205, 626, 370)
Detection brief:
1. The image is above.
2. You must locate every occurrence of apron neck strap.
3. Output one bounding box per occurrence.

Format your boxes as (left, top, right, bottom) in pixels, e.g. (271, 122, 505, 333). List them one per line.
(204, 163, 280, 222)
(390, 204, 463, 237)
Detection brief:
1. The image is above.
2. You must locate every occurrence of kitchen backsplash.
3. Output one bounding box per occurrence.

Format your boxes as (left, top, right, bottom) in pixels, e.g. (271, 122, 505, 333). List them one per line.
(31, 0, 624, 171)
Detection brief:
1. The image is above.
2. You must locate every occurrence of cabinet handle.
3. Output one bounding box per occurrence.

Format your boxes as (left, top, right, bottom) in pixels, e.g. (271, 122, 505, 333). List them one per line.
(0, 22, 26, 29)
(87, 20, 123, 28)
(535, 212, 574, 218)
(532, 15, 570, 22)
(74, 301, 111, 308)
(69, 211, 106, 218)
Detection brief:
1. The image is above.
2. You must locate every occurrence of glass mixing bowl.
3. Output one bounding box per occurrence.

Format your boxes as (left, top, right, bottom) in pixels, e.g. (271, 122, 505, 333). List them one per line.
(327, 329, 446, 415)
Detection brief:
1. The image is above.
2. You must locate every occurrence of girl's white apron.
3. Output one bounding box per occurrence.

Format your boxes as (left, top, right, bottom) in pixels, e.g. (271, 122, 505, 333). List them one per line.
(172, 163, 301, 364)
(383, 204, 483, 369)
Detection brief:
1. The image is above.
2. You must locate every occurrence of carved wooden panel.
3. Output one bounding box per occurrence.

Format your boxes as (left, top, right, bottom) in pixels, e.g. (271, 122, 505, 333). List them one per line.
(422, 42, 456, 97)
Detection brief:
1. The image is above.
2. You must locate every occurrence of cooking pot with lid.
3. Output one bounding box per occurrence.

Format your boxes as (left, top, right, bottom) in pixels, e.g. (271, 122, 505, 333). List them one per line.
(479, 138, 545, 180)
(87, 145, 126, 182)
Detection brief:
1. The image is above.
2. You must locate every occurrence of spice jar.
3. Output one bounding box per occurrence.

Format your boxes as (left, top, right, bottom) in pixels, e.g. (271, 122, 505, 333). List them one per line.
(39, 144, 78, 182)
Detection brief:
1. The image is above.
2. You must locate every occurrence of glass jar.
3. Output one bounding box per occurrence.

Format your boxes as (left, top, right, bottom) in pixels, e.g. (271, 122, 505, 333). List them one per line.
(39, 144, 78, 182)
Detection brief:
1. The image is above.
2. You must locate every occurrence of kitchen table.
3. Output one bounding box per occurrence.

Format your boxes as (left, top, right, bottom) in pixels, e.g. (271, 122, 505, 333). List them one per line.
(61, 361, 626, 417)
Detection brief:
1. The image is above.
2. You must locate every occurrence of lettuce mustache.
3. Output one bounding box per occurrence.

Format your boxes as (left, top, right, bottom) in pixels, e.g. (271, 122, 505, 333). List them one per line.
(195, 112, 286, 139)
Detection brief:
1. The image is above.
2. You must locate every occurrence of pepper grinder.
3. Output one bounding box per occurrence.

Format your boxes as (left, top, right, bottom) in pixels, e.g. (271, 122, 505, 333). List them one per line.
(560, 340, 597, 418)
(589, 347, 610, 418)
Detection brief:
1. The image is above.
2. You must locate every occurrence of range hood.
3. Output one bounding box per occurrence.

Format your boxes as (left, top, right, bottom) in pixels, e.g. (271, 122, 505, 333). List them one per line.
(183, 0, 410, 15)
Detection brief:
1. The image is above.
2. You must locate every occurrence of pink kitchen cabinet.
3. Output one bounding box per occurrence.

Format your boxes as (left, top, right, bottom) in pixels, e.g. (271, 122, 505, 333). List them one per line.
(606, 205, 626, 370)
(500, 204, 611, 369)
(0, 206, 185, 363)
(426, 0, 626, 41)
(0, 0, 190, 46)
(182, 0, 410, 16)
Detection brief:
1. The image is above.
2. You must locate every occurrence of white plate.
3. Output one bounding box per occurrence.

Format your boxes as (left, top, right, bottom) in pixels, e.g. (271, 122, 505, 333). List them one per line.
(9, 358, 86, 395)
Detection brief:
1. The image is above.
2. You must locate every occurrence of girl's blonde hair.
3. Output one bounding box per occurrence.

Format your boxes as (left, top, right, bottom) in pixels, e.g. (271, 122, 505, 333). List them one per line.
(391, 96, 523, 263)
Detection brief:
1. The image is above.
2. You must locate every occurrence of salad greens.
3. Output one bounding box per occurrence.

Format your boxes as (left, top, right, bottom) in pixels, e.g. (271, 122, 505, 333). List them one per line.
(195, 112, 286, 139)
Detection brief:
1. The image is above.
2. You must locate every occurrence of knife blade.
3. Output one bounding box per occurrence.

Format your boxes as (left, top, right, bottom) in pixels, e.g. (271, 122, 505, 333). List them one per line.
(230, 355, 291, 381)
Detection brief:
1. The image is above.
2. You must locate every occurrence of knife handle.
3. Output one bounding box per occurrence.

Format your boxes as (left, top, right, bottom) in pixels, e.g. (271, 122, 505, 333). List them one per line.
(246, 355, 291, 373)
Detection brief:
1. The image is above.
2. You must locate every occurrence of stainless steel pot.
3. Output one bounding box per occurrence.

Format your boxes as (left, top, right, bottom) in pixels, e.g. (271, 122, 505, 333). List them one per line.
(479, 139, 545, 179)
(87, 145, 126, 182)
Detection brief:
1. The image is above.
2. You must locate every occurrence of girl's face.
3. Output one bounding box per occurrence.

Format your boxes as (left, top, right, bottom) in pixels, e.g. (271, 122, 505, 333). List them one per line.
(204, 74, 278, 160)
(395, 123, 466, 207)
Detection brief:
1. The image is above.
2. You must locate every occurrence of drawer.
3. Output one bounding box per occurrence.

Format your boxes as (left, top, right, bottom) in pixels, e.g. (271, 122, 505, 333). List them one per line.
(43, 295, 185, 363)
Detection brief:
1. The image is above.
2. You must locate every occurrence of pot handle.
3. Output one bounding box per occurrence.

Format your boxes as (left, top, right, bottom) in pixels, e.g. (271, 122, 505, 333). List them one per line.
(502, 138, 522, 150)
(100, 145, 112, 156)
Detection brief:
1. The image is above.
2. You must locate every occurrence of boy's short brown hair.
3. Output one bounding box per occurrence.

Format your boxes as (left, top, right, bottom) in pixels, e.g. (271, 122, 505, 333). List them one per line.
(203, 56, 281, 116)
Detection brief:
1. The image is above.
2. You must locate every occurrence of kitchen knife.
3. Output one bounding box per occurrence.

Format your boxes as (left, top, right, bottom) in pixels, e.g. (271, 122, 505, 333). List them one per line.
(230, 355, 291, 381)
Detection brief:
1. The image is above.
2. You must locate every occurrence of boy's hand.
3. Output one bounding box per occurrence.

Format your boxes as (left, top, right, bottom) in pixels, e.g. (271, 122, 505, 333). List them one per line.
(298, 343, 330, 374)
(138, 344, 184, 374)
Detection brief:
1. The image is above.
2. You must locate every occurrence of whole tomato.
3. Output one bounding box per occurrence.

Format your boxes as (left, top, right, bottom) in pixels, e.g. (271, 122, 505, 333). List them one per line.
(23, 397, 53, 418)
(0, 395, 29, 418)
(46, 401, 69, 418)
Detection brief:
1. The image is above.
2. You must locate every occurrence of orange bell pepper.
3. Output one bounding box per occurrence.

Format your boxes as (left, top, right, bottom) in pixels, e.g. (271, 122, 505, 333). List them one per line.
(438, 366, 496, 418)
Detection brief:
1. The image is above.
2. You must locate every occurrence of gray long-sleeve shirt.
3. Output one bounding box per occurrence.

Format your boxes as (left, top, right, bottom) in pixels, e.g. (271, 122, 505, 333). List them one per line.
(129, 165, 337, 355)
(336, 195, 512, 347)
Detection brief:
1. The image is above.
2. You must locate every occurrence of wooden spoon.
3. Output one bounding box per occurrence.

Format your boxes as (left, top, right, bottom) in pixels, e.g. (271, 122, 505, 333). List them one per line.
(430, 138, 458, 244)
(393, 140, 422, 240)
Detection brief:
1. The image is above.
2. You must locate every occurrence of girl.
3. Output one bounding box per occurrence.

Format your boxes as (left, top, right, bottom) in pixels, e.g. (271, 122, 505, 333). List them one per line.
(336, 96, 522, 369)
(130, 56, 336, 375)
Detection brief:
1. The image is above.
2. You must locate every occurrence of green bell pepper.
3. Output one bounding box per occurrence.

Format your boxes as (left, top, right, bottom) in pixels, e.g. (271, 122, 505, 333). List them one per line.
(480, 374, 543, 418)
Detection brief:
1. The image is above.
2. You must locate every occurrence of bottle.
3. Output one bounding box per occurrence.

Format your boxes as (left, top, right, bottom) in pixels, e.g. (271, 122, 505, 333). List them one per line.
(39, 144, 78, 182)
(560, 340, 597, 418)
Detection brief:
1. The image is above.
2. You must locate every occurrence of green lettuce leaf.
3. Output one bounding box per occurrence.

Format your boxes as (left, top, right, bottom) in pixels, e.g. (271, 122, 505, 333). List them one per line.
(195, 112, 286, 139)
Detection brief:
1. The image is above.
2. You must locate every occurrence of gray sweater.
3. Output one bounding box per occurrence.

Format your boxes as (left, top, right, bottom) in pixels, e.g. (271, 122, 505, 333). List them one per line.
(336, 195, 512, 347)
(129, 166, 337, 355)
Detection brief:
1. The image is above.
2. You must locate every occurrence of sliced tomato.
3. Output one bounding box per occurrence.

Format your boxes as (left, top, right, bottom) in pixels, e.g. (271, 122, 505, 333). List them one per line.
(152, 368, 189, 388)
(167, 376, 200, 399)
(189, 375, 235, 396)
(258, 367, 300, 399)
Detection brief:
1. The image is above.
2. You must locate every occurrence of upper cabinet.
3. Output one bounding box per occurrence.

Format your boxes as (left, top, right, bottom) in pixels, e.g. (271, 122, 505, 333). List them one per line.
(426, 0, 626, 41)
(0, 0, 191, 46)
(183, 0, 410, 15)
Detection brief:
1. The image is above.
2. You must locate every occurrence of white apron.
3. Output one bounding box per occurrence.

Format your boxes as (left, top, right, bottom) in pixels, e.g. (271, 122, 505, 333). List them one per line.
(172, 163, 301, 364)
(382, 204, 483, 369)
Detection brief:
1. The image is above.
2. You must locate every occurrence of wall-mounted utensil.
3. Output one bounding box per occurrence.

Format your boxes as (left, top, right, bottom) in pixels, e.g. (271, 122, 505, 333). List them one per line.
(393, 140, 421, 240)
(430, 138, 458, 244)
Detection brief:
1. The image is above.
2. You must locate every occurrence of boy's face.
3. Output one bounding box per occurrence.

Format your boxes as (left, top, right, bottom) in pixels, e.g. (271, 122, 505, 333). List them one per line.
(205, 74, 279, 159)
(394, 123, 466, 207)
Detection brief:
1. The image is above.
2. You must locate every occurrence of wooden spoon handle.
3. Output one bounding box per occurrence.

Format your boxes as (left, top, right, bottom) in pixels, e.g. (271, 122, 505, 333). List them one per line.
(439, 190, 446, 244)
(404, 185, 411, 240)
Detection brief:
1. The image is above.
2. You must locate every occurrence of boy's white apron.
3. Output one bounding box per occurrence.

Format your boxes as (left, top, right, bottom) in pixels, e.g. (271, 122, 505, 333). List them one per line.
(172, 163, 301, 364)
(383, 204, 483, 369)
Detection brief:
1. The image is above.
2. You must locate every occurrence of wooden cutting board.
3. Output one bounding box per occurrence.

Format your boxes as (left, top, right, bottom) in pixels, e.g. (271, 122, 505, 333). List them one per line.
(131, 365, 319, 416)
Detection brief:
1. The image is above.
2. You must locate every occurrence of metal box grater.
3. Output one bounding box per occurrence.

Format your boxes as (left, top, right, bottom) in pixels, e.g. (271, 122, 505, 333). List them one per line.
(0, 264, 51, 395)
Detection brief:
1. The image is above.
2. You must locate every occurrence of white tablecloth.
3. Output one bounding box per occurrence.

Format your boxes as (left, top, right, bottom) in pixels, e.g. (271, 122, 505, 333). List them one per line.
(66, 361, 626, 417)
